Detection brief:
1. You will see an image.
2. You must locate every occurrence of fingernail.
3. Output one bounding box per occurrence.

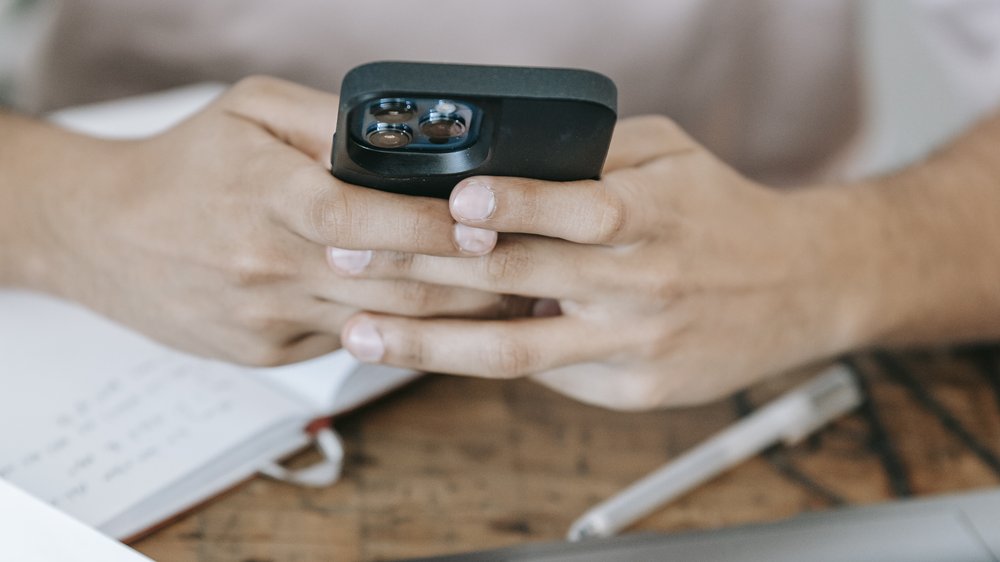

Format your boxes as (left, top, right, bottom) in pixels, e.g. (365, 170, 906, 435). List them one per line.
(344, 319, 385, 362)
(451, 181, 496, 222)
(454, 223, 497, 255)
(326, 247, 372, 274)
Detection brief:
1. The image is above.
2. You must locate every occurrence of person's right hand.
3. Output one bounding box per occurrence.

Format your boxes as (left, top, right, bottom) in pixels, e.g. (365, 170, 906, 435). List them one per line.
(28, 76, 510, 365)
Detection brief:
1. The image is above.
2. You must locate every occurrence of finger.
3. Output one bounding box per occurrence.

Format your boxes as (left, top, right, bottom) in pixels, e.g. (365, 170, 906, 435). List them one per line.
(221, 75, 339, 164)
(221, 77, 496, 256)
(328, 235, 622, 301)
(300, 242, 538, 328)
(446, 115, 701, 245)
(339, 313, 623, 379)
(449, 153, 703, 246)
(602, 115, 698, 174)
(449, 175, 638, 245)
(271, 166, 496, 255)
(311, 277, 528, 319)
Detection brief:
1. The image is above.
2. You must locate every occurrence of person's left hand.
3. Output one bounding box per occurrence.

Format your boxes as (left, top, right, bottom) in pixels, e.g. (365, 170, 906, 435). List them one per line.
(332, 116, 881, 409)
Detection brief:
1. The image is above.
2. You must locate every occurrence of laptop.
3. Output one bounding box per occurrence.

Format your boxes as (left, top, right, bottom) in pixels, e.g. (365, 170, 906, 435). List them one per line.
(408, 488, 1000, 562)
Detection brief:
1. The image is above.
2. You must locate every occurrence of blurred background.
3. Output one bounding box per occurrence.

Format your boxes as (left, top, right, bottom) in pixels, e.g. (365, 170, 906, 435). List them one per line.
(2, 1, 996, 178)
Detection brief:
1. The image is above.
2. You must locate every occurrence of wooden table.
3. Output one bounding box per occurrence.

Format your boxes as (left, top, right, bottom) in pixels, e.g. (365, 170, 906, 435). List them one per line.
(134, 350, 1000, 561)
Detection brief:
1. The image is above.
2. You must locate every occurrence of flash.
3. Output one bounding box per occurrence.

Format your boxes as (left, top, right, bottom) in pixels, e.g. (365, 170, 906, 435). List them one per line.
(434, 100, 457, 114)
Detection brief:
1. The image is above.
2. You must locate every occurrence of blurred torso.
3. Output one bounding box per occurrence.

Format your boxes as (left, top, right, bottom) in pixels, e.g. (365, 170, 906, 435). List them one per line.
(19, 0, 860, 184)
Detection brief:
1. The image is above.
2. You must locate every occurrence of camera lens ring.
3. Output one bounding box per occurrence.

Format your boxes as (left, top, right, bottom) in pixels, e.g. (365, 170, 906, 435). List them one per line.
(366, 122, 413, 149)
(419, 111, 467, 142)
(371, 98, 417, 124)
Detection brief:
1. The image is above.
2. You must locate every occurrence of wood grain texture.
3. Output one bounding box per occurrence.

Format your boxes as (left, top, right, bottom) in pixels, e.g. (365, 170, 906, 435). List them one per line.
(134, 352, 1000, 561)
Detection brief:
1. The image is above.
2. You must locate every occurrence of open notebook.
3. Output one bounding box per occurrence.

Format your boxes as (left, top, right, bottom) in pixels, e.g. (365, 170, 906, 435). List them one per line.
(0, 84, 417, 541)
(0, 290, 416, 539)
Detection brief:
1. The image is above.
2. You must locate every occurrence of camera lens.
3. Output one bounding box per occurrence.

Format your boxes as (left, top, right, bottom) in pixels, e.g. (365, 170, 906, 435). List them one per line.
(419, 110, 467, 142)
(366, 122, 412, 149)
(371, 99, 416, 124)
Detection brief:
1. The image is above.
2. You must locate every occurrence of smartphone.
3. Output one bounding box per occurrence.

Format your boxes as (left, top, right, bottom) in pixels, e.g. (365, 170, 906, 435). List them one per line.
(330, 61, 617, 199)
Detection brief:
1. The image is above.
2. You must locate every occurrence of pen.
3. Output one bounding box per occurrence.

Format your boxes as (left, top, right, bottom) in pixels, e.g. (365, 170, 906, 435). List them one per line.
(566, 364, 864, 541)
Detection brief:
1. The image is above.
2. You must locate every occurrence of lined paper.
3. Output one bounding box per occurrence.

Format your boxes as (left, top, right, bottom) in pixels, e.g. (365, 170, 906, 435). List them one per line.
(0, 291, 304, 527)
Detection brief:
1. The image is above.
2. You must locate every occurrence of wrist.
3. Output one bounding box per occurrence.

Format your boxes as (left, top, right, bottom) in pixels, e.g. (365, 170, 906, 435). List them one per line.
(0, 113, 128, 296)
(780, 183, 898, 355)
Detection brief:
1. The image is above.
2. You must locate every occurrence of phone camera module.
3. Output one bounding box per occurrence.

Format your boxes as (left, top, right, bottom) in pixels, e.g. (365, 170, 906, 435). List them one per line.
(366, 122, 413, 149)
(371, 99, 416, 124)
(356, 98, 476, 150)
(419, 105, 467, 143)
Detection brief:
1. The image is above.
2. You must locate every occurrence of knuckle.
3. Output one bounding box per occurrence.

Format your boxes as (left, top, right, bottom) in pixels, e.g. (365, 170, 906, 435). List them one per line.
(235, 301, 291, 334)
(481, 337, 537, 378)
(638, 269, 683, 308)
(400, 202, 441, 250)
(483, 240, 532, 285)
(307, 188, 352, 246)
(394, 281, 440, 315)
(640, 114, 695, 155)
(591, 189, 629, 244)
(386, 251, 416, 276)
(226, 248, 295, 287)
(506, 178, 542, 225)
(225, 75, 278, 105)
(396, 332, 428, 367)
(644, 114, 682, 135)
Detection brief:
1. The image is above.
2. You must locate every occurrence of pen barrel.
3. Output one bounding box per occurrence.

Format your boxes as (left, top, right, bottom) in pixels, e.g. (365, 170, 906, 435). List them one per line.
(578, 396, 811, 537)
(568, 366, 863, 540)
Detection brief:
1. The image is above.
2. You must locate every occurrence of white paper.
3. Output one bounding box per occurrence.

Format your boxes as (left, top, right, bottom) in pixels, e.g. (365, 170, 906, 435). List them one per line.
(0, 478, 151, 561)
(253, 355, 419, 416)
(253, 352, 363, 415)
(48, 82, 226, 138)
(0, 291, 307, 528)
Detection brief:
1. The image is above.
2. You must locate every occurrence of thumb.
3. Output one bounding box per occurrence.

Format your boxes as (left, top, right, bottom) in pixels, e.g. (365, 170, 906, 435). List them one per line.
(220, 75, 340, 164)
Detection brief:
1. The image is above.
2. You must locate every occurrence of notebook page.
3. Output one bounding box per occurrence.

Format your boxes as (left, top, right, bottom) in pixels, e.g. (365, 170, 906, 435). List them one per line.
(252, 351, 362, 415)
(48, 82, 226, 139)
(0, 478, 151, 561)
(252, 353, 419, 416)
(0, 291, 307, 528)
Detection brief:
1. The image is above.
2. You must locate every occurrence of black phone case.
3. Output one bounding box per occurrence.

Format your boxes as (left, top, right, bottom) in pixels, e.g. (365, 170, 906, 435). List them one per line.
(330, 61, 617, 199)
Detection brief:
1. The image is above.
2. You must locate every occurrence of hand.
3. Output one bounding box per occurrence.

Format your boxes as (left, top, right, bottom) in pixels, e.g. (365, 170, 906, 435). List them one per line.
(28, 76, 512, 365)
(336, 116, 880, 409)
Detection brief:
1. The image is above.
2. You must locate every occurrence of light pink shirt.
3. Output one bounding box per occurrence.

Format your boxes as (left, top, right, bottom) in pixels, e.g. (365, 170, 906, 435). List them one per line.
(15, 0, 859, 185)
(14, 1, 1000, 184)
